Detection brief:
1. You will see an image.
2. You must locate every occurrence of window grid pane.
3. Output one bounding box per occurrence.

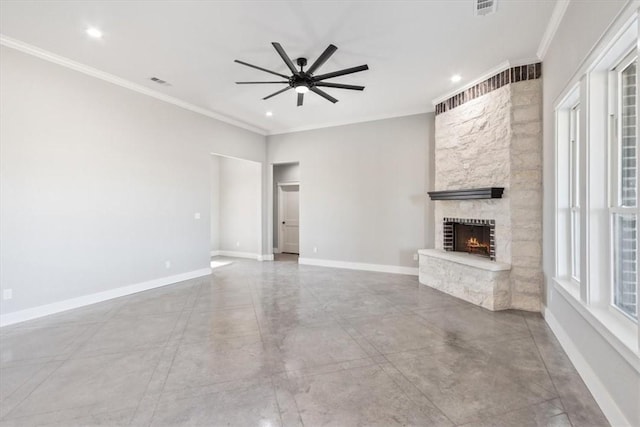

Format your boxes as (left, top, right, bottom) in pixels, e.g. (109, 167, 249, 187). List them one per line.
(613, 213, 638, 319)
(570, 105, 580, 281)
(620, 62, 637, 208)
(571, 210, 580, 280)
(571, 108, 580, 209)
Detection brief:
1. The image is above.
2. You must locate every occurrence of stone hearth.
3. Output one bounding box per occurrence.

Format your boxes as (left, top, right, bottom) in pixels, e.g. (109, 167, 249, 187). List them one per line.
(419, 249, 510, 310)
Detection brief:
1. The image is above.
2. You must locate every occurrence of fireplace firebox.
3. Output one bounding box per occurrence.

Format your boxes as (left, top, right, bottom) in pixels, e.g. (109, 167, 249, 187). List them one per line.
(443, 218, 495, 260)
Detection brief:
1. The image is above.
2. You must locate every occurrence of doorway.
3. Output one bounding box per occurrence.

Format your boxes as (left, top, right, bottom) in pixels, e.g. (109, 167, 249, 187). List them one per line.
(211, 154, 262, 262)
(273, 162, 300, 259)
(278, 183, 299, 254)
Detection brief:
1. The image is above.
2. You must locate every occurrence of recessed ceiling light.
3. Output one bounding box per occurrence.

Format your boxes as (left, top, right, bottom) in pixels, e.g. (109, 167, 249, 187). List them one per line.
(86, 27, 103, 39)
(266, 111, 273, 117)
(451, 74, 462, 83)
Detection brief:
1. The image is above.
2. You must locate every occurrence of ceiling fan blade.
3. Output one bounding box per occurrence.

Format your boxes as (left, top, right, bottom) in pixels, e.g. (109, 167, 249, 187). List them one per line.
(297, 93, 304, 107)
(312, 65, 369, 82)
(272, 42, 299, 75)
(309, 87, 338, 104)
(307, 44, 338, 75)
(263, 86, 292, 100)
(234, 60, 290, 79)
(315, 82, 364, 91)
(236, 81, 290, 84)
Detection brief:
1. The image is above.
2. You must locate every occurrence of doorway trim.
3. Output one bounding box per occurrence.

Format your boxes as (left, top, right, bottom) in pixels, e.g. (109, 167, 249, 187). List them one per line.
(277, 181, 300, 254)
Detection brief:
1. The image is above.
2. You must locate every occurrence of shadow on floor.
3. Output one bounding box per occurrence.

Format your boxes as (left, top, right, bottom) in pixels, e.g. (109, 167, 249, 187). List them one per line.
(274, 253, 299, 262)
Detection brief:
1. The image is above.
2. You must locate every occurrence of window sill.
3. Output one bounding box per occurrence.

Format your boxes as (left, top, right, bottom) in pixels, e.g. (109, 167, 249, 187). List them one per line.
(553, 277, 580, 300)
(552, 277, 639, 373)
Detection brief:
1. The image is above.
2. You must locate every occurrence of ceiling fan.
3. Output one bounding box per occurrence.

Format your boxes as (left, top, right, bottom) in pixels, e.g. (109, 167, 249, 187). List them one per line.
(235, 42, 369, 107)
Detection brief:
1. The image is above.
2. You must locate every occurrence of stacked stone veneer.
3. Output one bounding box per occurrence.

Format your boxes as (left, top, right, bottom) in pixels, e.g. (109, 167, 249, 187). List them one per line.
(423, 69, 542, 312)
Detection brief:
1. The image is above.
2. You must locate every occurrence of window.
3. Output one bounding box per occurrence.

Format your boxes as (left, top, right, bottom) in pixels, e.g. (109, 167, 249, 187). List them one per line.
(554, 14, 639, 353)
(611, 53, 638, 320)
(570, 104, 581, 282)
(555, 86, 580, 293)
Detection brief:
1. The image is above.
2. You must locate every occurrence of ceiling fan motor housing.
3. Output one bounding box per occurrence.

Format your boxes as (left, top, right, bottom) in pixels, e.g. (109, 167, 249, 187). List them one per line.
(292, 58, 312, 90)
(291, 72, 313, 90)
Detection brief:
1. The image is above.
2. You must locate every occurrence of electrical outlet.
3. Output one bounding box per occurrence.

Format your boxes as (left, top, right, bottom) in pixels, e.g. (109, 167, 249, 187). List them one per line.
(165, 260, 171, 269)
(413, 253, 418, 261)
(194, 212, 201, 220)
(3, 289, 12, 300)
(236, 241, 240, 247)
(313, 247, 318, 253)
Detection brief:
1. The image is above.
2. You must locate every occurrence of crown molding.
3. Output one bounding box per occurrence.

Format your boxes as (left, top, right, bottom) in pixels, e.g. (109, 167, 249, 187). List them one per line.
(0, 35, 267, 136)
(267, 108, 433, 136)
(537, 0, 571, 60)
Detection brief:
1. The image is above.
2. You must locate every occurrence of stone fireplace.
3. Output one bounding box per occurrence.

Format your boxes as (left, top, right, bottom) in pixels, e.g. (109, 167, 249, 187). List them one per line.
(419, 63, 543, 312)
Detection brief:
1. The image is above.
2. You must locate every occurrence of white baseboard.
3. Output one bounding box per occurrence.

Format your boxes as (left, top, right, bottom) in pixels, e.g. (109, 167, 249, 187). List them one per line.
(210, 250, 220, 257)
(543, 308, 632, 427)
(0, 268, 211, 327)
(259, 254, 274, 261)
(298, 257, 418, 276)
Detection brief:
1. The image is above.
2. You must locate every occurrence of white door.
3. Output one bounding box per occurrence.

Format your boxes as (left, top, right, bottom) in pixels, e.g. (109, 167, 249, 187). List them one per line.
(280, 184, 299, 254)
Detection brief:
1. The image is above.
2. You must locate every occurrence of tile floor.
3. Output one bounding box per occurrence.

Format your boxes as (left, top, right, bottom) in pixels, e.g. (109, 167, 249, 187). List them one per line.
(0, 256, 609, 426)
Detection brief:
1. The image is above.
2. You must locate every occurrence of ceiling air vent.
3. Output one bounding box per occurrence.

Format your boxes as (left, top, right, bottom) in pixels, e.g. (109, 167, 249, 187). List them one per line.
(149, 77, 171, 86)
(474, 0, 497, 16)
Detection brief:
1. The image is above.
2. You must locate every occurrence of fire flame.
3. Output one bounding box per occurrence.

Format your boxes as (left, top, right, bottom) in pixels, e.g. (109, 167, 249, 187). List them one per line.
(466, 237, 489, 254)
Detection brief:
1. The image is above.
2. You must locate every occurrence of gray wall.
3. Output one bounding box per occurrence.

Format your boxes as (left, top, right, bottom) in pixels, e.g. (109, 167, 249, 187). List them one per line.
(218, 156, 262, 255)
(268, 113, 434, 268)
(0, 46, 266, 315)
(542, 1, 639, 424)
(273, 162, 300, 248)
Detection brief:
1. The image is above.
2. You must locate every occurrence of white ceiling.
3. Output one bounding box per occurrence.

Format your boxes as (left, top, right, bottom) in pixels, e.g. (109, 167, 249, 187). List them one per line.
(0, 1, 556, 135)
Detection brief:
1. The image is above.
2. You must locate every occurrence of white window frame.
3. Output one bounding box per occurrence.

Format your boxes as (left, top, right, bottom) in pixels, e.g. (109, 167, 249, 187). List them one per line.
(609, 50, 639, 322)
(553, 12, 639, 357)
(554, 86, 581, 298)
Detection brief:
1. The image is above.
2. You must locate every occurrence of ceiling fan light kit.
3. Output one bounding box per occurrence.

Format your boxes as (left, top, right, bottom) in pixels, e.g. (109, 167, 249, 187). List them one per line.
(235, 42, 368, 107)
